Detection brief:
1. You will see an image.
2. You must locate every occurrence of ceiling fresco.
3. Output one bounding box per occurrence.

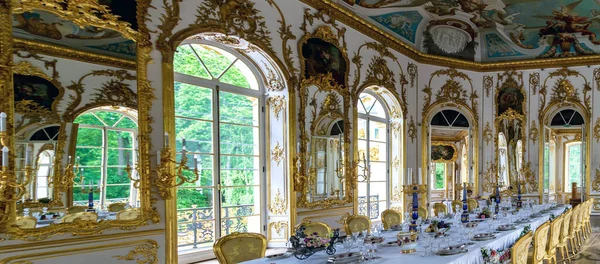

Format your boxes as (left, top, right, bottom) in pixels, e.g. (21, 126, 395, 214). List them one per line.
(11, 0, 137, 60)
(345, 0, 600, 62)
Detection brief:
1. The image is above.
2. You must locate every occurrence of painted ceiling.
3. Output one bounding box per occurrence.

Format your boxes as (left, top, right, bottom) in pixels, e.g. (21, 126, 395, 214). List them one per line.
(344, 0, 600, 62)
(12, 0, 137, 60)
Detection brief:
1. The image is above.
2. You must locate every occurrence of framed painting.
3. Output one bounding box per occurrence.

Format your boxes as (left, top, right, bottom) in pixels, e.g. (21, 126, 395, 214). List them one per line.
(14, 74, 60, 111)
(301, 38, 348, 87)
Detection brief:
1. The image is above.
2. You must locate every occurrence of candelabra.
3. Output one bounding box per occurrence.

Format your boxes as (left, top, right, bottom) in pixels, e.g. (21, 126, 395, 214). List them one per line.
(402, 182, 427, 232)
(79, 178, 101, 212)
(155, 134, 199, 199)
(457, 182, 473, 223)
(51, 156, 80, 193)
(0, 112, 34, 202)
(494, 182, 502, 215)
(125, 151, 141, 189)
(516, 179, 523, 210)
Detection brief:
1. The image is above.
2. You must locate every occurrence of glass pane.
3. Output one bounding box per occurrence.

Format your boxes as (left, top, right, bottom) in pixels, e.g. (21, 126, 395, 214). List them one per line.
(37, 165, 50, 177)
(174, 82, 213, 120)
(174, 44, 211, 79)
(220, 156, 260, 186)
(220, 186, 259, 208)
(358, 118, 367, 140)
(115, 117, 138, 129)
(369, 162, 387, 181)
(368, 141, 387, 162)
(358, 182, 367, 197)
(74, 112, 103, 126)
(94, 111, 123, 127)
(219, 124, 259, 155)
(568, 144, 581, 188)
(107, 130, 134, 148)
(369, 182, 386, 201)
(191, 44, 236, 78)
(359, 93, 376, 114)
(175, 118, 213, 153)
(72, 188, 100, 204)
(219, 60, 258, 90)
(370, 121, 387, 141)
(219, 92, 259, 126)
(107, 167, 130, 184)
(75, 148, 103, 166)
(369, 100, 386, 118)
(434, 163, 445, 190)
(221, 215, 261, 236)
(77, 167, 102, 185)
(180, 154, 214, 187)
(76, 128, 103, 147)
(105, 185, 130, 200)
(177, 188, 213, 209)
(107, 149, 132, 166)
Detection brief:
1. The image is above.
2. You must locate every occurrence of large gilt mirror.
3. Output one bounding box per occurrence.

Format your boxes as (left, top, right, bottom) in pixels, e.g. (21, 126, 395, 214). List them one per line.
(1, 0, 156, 240)
(494, 72, 526, 195)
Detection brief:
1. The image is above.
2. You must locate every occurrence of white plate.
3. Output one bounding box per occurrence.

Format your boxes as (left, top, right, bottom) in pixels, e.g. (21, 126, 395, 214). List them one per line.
(265, 252, 292, 260)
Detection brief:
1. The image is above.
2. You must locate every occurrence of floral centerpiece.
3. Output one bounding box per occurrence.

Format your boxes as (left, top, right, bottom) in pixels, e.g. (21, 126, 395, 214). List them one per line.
(481, 247, 511, 264)
(289, 226, 340, 259)
(478, 207, 492, 219)
(303, 232, 331, 248)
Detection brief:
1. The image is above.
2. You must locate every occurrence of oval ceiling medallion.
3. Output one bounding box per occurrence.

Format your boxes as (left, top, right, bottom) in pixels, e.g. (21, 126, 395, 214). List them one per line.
(429, 25, 471, 54)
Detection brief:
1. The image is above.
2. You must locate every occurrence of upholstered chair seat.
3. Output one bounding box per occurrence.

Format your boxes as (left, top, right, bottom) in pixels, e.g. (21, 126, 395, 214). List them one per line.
(381, 209, 402, 230)
(417, 206, 428, 219)
(433, 202, 447, 217)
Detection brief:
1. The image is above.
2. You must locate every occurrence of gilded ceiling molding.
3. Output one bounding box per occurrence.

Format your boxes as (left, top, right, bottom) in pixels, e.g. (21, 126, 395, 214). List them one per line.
(267, 95, 285, 121)
(300, 0, 600, 72)
(13, 38, 136, 70)
(268, 188, 287, 215)
(271, 141, 284, 167)
(529, 121, 538, 144)
(483, 122, 493, 145)
(13, 49, 59, 79)
(529, 72, 540, 95)
(113, 240, 159, 264)
(407, 116, 416, 143)
(483, 75, 493, 98)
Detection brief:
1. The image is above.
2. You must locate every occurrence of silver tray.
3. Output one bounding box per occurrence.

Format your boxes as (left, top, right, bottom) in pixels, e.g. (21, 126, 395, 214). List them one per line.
(328, 252, 363, 264)
(265, 252, 292, 260)
(497, 225, 516, 231)
(472, 235, 496, 241)
(437, 246, 468, 256)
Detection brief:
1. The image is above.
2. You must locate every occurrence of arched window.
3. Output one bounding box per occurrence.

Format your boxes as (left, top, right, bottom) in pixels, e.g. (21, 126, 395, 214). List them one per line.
(35, 150, 54, 199)
(498, 133, 508, 186)
(357, 92, 390, 220)
(174, 42, 263, 252)
(73, 107, 138, 208)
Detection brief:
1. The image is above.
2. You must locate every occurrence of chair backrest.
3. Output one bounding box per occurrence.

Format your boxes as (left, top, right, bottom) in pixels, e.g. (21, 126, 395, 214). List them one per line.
(532, 221, 551, 264)
(560, 209, 572, 242)
(569, 205, 580, 232)
(213, 232, 267, 264)
(512, 231, 533, 264)
(547, 215, 563, 254)
(67, 206, 88, 214)
(417, 206, 428, 219)
(381, 209, 402, 230)
(107, 202, 127, 212)
(433, 203, 447, 217)
(61, 212, 98, 223)
(467, 199, 478, 212)
(344, 214, 371, 235)
(295, 220, 331, 237)
(15, 216, 37, 229)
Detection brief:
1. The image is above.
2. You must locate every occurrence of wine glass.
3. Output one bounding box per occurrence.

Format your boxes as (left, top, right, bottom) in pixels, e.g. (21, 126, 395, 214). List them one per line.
(342, 238, 353, 253)
(420, 231, 432, 256)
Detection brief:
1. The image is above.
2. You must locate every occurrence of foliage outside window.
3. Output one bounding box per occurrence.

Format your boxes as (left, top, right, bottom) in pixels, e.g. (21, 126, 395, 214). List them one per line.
(564, 142, 582, 192)
(432, 163, 445, 190)
(174, 43, 262, 252)
(357, 92, 389, 220)
(73, 109, 138, 208)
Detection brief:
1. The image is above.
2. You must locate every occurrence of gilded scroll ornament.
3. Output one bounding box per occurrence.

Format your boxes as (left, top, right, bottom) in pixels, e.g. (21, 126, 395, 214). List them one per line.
(113, 240, 159, 264)
(391, 185, 402, 202)
(483, 75, 493, 97)
(407, 116, 417, 143)
(529, 121, 538, 144)
(270, 221, 288, 235)
(407, 62, 417, 87)
(266, 68, 285, 92)
(390, 121, 401, 138)
(592, 168, 600, 192)
(268, 188, 286, 215)
(529, 72, 540, 95)
(364, 57, 395, 89)
(392, 156, 400, 170)
(482, 161, 497, 193)
(483, 122, 493, 144)
(594, 118, 600, 143)
(267, 95, 285, 121)
(595, 68, 600, 92)
(271, 141, 284, 167)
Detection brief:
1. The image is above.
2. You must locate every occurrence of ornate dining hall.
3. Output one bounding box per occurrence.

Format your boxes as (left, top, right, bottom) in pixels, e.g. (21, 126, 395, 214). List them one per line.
(2, 0, 600, 263)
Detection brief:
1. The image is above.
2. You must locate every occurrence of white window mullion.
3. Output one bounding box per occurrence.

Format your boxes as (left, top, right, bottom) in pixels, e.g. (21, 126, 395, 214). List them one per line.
(101, 127, 108, 208)
(213, 85, 222, 240)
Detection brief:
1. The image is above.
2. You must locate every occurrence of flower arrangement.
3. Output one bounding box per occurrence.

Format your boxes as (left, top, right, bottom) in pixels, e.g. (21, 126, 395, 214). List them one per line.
(478, 207, 492, 219)
(303, 232, 331, 248)
(481, 247, 511, 264)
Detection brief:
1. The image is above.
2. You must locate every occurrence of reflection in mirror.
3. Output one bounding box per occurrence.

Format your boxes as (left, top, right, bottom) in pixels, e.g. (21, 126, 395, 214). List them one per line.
(311, 121, 344, 199)
(497, 133, 508, 187)
(72, 106, 138, 210)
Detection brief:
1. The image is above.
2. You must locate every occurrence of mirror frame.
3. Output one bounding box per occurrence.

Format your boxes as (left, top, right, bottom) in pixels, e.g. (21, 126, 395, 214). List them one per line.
(1, 0, 158, 241)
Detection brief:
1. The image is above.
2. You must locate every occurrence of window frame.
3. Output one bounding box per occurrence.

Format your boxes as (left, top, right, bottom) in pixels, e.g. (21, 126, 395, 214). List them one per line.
(563, 141, 582, 193)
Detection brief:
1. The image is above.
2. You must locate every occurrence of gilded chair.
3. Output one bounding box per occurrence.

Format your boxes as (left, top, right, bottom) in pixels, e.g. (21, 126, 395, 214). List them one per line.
(545, 215, 563, 264)
(433, 203, 447, 217)
(295, 220, 331, 237)
(116, 209, 140, 220)
(451, 200, 462, 213)
(61, 212, 98, 223)
(467, 198, 478, 212)
(583, 199, 593, 237)
(417, 206, 428, 219)
(213, 232, 267, 264)
(344, 214, 371, 235)
(573, 205, 585, 247)
(381, 209, 402, 230)
(529, 221, 550, 264)
(568, 205, 581, 253)
(511, 231, 533, 264)
(67, 206, 88, 214)
(557, 209, 573, 263)
(15, 216, 37, 229)
(107, 202, 127, 212)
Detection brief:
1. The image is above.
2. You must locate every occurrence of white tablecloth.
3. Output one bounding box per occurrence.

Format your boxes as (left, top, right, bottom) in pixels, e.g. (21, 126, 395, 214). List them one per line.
(244, 207, 566, 264)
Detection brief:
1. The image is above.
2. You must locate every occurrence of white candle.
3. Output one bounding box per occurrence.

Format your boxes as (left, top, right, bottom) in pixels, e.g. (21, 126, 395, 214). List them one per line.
(407, 168, 412, 185)
(68, 155, 72, 164)
(2, 146, 8, 167)
(164, 132, 169, 148)
(25, 145, 32, 166)
(418, 167, 422, 185)
(0, 112, 6, 132)
(157, 150, 161, 165)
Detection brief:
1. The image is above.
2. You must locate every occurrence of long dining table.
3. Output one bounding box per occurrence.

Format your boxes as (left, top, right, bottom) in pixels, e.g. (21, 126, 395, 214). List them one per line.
(244, 206, 566, 264)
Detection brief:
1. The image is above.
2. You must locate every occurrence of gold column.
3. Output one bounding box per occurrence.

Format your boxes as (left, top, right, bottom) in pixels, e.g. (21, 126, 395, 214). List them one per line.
(0, 0, 14, 231)
(162, 61, 178, 264)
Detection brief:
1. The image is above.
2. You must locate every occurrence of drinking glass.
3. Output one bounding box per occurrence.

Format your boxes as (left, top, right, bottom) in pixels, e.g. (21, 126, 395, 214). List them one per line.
(420, 233, 432, 257)
(342, 238, 353, 253)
